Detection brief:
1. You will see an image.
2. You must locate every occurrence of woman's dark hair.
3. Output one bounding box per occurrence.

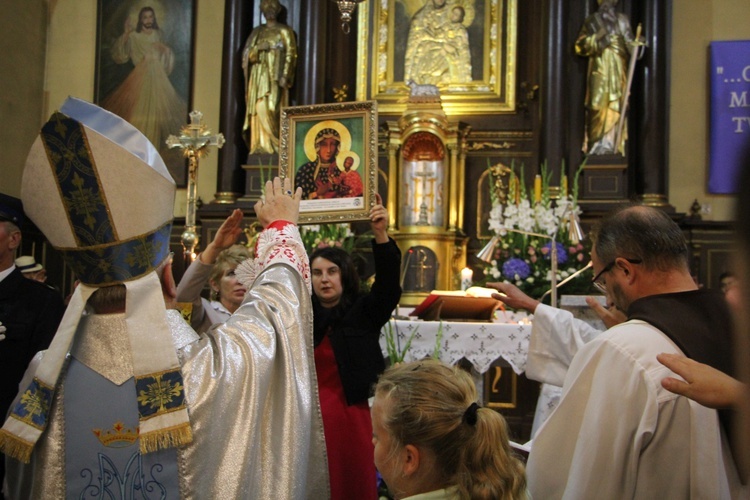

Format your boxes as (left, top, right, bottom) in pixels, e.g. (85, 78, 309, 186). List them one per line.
(310, 246, 361, 313)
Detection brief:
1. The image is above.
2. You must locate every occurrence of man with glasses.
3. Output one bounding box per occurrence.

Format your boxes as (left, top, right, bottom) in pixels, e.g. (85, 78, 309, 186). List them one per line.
(526, 205, 745, 498)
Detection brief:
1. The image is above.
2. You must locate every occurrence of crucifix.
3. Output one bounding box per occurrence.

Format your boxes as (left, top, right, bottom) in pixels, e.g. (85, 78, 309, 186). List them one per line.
(412, 162, 436, 226)
(166, 110, 225, 263)
(411, 248, 433, 291)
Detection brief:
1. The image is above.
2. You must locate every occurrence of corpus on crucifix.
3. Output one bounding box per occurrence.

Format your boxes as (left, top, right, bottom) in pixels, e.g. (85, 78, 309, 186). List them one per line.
(412, 161, 438, 225)
(166, 111, 225, 262)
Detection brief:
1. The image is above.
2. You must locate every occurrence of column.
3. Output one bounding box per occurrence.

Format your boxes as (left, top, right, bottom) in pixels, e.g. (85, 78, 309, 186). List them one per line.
(634, 0, 672, 207)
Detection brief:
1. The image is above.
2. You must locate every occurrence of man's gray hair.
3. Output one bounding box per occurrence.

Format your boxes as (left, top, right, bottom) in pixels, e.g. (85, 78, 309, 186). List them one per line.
(591, 205, 689, 272)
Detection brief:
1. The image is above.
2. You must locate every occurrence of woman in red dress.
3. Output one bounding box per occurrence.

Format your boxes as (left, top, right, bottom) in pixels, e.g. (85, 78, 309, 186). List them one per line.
(310, 194, 402, 499)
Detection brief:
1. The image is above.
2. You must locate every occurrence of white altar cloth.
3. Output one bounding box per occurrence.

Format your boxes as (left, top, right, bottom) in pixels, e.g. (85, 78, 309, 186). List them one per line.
(379, 315, 532, 375)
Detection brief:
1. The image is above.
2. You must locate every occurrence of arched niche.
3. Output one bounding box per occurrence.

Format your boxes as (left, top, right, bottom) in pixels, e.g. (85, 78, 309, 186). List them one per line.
(383, 99, 470, 305)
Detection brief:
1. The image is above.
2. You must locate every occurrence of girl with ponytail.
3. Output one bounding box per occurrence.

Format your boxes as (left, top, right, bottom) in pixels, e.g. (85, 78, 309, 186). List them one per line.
(372, 359, 528, 499)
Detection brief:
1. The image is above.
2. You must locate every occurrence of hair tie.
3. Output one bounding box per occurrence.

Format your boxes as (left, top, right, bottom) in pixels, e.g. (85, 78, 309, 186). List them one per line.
(463, 402, 480, 426)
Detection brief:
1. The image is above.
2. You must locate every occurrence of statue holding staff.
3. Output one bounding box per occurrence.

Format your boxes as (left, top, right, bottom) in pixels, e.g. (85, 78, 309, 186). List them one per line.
(575, 0, 638, 156)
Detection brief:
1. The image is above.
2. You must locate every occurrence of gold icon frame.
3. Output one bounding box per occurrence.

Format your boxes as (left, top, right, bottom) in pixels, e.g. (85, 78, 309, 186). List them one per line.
(279, 101, 379, 224)
(355, 0, 518, 115)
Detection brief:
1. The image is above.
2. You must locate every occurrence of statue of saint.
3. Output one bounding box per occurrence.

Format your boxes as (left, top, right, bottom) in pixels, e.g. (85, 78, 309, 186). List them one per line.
(575, 0, 635, 155)
(242, 0, 297, 155)
(405, 0, 472, 85)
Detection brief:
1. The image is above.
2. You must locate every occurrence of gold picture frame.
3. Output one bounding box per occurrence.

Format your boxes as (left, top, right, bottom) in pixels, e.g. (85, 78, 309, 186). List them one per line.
(279, 101, 379, 224)
(356, 0, 517, 115)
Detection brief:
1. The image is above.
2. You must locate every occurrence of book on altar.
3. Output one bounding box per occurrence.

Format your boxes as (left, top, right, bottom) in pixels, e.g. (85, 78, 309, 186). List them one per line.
(410, 287, 503, 321)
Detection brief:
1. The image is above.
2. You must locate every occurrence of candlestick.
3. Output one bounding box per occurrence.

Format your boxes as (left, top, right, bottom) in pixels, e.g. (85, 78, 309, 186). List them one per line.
(561, 176, 568, 198)
(460, 267, 473, 291)
(534, 175, 542, 204)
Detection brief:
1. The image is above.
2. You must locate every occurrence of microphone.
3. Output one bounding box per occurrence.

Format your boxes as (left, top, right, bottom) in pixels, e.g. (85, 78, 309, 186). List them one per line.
(539, 261, 593, 303)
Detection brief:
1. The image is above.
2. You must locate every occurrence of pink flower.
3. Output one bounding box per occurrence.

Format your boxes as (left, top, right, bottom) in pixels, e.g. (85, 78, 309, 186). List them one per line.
(540, 247, 550, 255)
(569, 246, 577, 254)
(530, 256, 537, 263)
(528, 247, 536, 256)
(576, 243, 584, 251)
(577, 253, 584, 261)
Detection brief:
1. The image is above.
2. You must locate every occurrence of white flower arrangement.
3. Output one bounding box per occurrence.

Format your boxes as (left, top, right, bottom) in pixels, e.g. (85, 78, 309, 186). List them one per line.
(484, 161, 592, 300)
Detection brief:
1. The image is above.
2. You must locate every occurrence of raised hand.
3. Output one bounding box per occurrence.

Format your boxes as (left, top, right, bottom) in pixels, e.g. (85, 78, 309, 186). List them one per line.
(370, 193, 389, 243)
(255, 177, 302, 228)
(487, 282, 540, 313)
(200, 209, 244, 264)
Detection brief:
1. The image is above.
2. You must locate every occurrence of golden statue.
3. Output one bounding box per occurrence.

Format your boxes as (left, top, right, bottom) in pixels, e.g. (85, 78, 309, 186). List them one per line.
(575, 0, 635, 155)
(242, 0, 297, 154)
(405, 0, 473, 85)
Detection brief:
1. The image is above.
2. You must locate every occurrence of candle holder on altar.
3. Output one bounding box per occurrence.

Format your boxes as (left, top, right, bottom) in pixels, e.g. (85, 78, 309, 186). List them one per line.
(167, 111, 225, 263)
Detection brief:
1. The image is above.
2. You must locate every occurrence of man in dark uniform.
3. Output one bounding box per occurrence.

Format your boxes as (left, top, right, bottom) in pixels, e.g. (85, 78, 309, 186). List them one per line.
(0, 193, 65, 499)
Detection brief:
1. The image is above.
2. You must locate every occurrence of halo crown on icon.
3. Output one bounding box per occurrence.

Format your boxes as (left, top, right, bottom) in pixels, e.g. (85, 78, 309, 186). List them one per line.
(303, 120, 352, 162)
(337, 151, 361, 171)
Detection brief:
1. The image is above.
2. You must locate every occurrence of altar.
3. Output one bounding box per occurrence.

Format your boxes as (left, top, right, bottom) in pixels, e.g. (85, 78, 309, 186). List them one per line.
(378, 316, 532, 375)
(379, 314, 540, 441)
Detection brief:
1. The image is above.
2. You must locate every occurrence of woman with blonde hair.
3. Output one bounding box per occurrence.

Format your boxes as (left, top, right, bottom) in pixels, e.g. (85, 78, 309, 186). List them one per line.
(371, 359, 527, 500)
(176, 210, 250, 333)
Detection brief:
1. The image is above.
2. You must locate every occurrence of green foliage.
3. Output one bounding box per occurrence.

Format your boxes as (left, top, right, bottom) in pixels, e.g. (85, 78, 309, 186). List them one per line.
(384, 320, 417, 364)
(432, 321, 443, 360)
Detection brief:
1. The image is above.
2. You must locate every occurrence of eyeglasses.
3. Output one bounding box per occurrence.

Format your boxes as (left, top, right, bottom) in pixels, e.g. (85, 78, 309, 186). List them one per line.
(592, 258, 642, 294)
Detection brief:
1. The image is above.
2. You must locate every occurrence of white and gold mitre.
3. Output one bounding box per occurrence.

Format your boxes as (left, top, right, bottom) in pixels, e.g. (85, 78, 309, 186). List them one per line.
(0, 98, 191, 464)
(21, 97, 176, 285)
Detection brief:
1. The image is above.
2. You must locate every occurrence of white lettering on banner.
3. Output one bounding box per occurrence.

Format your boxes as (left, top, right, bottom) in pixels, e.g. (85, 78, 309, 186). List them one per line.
(730, 91, 749, 108)
(732, 116, 750, 133)
(744, 65, 750, 82)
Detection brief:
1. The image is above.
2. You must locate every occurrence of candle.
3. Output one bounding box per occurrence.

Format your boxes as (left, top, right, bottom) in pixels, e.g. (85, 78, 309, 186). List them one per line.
(534, 175, 542, 204)
(460, 267, 473, 291)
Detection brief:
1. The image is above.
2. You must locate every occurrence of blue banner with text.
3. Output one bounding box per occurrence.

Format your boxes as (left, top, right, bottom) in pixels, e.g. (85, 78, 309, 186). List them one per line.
(709, 40, 750, 194)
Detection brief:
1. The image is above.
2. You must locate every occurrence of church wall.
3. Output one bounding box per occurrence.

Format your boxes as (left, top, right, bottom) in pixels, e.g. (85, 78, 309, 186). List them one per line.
(38, 0, 225, 217)
(1, 0, 746, 223)
(0, 0, 48, 195)
(669, 0, 749, 220)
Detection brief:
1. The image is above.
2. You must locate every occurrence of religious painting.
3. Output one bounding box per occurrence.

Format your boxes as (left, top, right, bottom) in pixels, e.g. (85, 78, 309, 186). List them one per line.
(95, 0, 195, 187)
(279, 101, 378, 224)
(355, 0, 517, 115)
